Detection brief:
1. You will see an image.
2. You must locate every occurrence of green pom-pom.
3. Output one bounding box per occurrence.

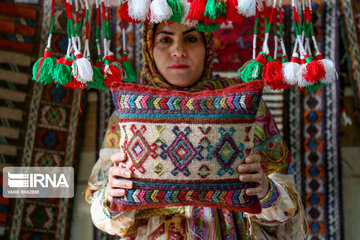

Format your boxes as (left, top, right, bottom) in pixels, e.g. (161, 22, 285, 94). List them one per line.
(87, 66, 107, 90)
(32, 49, 56, 85)
(204, 0, 226, 20)
(238, 60, 264, 82)
(305, 81, 326, 92)
(52, 57, 72, 85)
(196, 21, 219, 32)
(122, 60, 137, 83)
(167, 0, 183, 22)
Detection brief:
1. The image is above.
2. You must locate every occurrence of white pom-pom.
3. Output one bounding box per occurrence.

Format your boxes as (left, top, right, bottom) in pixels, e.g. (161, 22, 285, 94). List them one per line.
(128, 0, 151, 22)
(150, 0, 173, 23)
(72, 50, 94, 83)
(283, 62, 300, 85)
(320, 59, 338, 84)
(237, 0, 256, 17)
(297, 64, 312, 88)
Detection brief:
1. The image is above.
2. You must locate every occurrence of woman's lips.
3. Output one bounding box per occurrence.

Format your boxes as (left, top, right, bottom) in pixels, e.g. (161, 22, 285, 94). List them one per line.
(169, 64, 189, 69)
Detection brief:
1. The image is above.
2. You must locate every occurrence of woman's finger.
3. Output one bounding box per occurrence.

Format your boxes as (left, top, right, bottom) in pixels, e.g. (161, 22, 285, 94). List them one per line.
(109, 166, 132, 178)
(244, 154, 262, 164)
(237, 162, 262, 173)
(109, 178, 133, 189)
(239, 173, 263, 183)
(110, 152, 127, 166)
(107, 188, 126, 198)
(245, 186, 264, 196)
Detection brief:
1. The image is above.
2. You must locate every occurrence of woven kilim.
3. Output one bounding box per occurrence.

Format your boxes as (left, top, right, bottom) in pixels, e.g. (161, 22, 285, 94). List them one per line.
(6, 0, 83, 239)
(285, 1, 343, 239)
(0, 0, 41, 238)
(110, 80, 263, 214)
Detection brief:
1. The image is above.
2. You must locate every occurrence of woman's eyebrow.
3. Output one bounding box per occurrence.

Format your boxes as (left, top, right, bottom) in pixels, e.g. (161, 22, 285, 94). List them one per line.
(158, 30, 174, 35)
(183, 28, 197, 35)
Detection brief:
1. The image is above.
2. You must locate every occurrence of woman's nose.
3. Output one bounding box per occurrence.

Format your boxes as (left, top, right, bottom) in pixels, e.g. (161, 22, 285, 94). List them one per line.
(171, 41, 187, 58)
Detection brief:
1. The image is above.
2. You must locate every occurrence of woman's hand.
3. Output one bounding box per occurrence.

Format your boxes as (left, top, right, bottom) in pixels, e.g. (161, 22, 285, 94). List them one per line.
(237, 154, 269, 199)
(107, 152, 133, 203)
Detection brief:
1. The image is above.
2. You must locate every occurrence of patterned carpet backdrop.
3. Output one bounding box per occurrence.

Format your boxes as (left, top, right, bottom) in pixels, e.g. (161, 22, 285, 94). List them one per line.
(0, 0, 41, 238)
(0, 0, 83, 239)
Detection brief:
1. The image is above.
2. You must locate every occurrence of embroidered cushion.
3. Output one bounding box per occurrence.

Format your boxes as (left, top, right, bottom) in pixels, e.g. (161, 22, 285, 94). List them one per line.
(110, 80, 263, 214)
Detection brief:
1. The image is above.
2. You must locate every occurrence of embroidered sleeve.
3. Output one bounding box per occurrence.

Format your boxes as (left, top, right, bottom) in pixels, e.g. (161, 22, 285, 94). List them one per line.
(246, 173, 308, 239)
(90, 187, 138, 237)
(259, 177, 279, 209)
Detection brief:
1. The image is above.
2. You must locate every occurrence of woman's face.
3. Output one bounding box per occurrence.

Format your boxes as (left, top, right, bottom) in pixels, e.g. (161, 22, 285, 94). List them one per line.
(153, 23, 206, 88)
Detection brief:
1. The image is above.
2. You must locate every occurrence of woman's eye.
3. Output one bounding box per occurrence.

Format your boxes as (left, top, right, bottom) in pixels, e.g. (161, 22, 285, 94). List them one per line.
(159, 37, 170, 44)
(186, 36, 198, 43)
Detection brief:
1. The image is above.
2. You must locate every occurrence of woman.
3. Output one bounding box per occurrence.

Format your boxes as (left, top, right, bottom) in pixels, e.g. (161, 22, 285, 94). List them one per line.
(87, 22, 308, 239)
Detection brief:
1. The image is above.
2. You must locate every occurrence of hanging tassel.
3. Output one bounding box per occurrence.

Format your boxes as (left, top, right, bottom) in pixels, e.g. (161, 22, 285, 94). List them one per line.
(204, 0, 226, 20)
(283, 52, 300, 86)
(226, 0, 245, 22)
(72, 50, 94, 84)
(187, 0, 207, 21)
(167, 0, 183, 22)
(263, 58, 291, 90)
(238, 51, 266, 82)
(237, 0, 257, 17)
(52, 56, 73, 85)
(32, 0, 56, 85)
(64, 52, 87, 89)
(119, 1, 139, 23)
(301, 54, 326, 83)
(150, 0, 173, 23)
(315, 54, 337, 84)
(87, 58, 107, 90)
(32, 48, 56, 85)
(128, 0, 151, 22)
(102, 54, 125, 88)
(122, 53, 137, 83)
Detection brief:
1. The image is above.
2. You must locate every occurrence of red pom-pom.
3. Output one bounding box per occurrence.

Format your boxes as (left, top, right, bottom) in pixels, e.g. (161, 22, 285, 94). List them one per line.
(226, 0, 245, 22)
(304, 60, 326, 83)
(119, 1, 140, 24)
(187, 0, 207, 21)
(264, 61, 292, 90)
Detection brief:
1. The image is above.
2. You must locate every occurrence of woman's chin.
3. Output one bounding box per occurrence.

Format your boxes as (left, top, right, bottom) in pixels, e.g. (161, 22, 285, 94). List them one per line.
(164, 74, 198, 88)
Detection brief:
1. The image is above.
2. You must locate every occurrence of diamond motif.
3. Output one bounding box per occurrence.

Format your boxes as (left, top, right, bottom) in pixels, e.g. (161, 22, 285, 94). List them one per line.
(128, 132, 150, 166)
(153, 162, 164, 176)
(198, 164, 210, 178)
(125, 125, 158, 174)
(214, 134, 240, 169)
(28, 206, 50, 228)
(206, 127, 244, 176)
(168, 134, 196, 169)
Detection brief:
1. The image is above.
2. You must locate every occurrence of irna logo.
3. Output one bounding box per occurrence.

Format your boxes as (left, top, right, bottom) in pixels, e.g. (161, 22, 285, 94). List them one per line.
(3, 167, 74, 198)
(8, 172, 69, 188)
